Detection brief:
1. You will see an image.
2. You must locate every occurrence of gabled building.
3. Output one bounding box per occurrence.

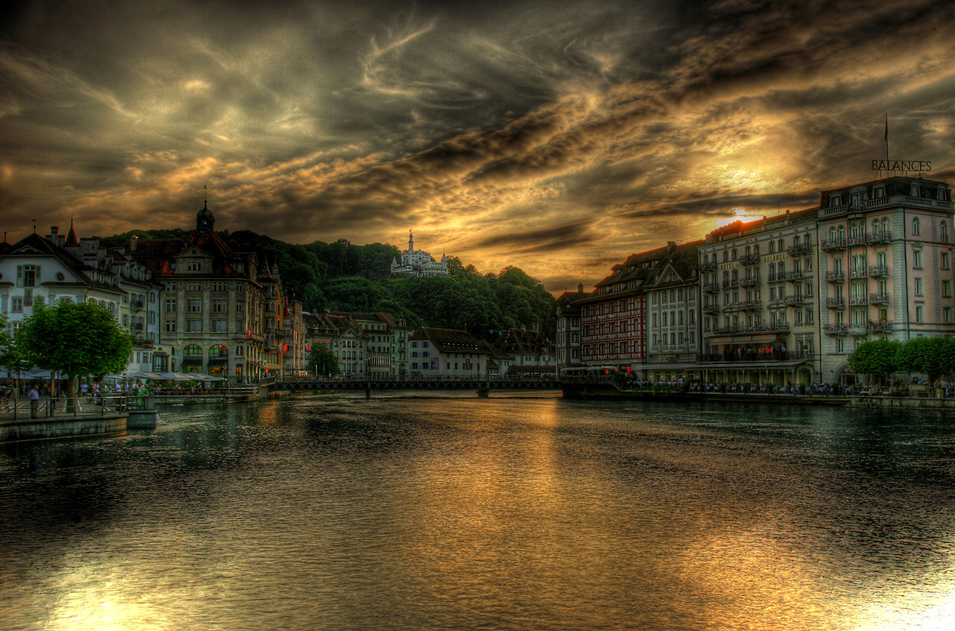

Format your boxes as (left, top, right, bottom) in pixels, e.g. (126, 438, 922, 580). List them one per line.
(304, 312, 367, 378)
(328, 311, 413, 378)
(408, 328, 487, 378)
(641, 240, 703, 380)
(491, 328, 554, 376)
(0, 225, 165, 376)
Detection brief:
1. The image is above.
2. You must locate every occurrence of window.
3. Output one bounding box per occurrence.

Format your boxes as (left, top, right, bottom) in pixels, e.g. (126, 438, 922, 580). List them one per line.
(915, 305, 924, 323)
(943, 253, 950, 269)
(945, 307, 952, 323)
(213, 299, 227, 313)
(212, 320, 227, 333)
(944, 281, 952, 297)
(236, 300, 244, 313)
(913, 250, 922, 268)
(17, 265, 40, 288)
(915, 278, 923, 296)
(165, 321, 177, 332)
(943, 222, 950, 243)
(186, 262, 201, 272)
(11, 297, 23, 312)
(837, 338, 845, 353)
(165, 300, 177, 313)
(913, 217, 921, 235)
(187, 319, 202, 332)
(187, 299, 202, 313)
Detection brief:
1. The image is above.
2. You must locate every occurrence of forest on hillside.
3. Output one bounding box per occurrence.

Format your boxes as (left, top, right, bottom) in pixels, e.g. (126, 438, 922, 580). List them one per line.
(99, 230, 557, 340)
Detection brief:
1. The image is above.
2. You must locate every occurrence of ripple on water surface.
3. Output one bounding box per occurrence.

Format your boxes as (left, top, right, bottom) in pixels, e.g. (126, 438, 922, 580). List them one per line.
(2, 398, 955, 631)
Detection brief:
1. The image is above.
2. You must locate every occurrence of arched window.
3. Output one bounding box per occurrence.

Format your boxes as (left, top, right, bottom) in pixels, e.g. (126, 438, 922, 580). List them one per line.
(872, 219, 879, 236)
(881, 218, 889, 236)
(829, 227, 836, 241)
(837, 226, 845, 240)
(183, 344, 203, 358)
(913, 217, 921, 235)
(209, 344, 229, 358)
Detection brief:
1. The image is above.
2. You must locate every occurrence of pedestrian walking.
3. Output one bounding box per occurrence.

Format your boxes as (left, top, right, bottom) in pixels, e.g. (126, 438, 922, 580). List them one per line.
(28, 385, 40, 418)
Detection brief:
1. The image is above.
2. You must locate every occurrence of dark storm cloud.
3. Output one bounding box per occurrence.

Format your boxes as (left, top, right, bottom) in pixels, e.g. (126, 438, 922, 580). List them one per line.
(1, 0, 954, 291)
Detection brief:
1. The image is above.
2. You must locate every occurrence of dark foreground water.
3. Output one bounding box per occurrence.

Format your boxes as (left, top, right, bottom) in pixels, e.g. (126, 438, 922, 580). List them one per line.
(2, 395, 955, 631)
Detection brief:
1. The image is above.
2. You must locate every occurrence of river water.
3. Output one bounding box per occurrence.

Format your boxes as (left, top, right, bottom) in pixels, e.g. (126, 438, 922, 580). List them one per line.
(2, 394, 954, 631)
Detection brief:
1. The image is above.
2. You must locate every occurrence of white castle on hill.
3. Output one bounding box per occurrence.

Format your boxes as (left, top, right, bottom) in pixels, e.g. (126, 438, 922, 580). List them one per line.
(391, 231, 449, 278)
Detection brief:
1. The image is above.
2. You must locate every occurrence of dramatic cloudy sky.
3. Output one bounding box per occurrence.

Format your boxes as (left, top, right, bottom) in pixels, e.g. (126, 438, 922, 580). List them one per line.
(2, 0, 954, 291)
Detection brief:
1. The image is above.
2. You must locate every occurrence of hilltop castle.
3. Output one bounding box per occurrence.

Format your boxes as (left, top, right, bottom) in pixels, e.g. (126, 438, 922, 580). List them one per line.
(391, 231, 449, 278)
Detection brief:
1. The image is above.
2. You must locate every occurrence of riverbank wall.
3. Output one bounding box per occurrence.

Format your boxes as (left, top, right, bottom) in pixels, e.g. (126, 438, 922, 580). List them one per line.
(562, 382, 955, 409)
(0, 413, 127, 443)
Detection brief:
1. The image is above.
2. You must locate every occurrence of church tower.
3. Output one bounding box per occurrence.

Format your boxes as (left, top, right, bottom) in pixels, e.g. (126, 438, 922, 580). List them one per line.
(196, 201, 215, 234)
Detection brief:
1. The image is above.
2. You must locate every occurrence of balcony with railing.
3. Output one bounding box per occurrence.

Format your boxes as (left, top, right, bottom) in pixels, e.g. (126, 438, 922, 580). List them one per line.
(703, 282, 720, 293)
(847, 324, 868, 336)
(826, 271, 845, 283)
(849, 269, 868, 280)
(866, 231, 892, 244)
(824, 324, 848, 336)
(700, 261, 717, 273)
(821, 238, 847, 251)
(826, 297, 845, 309)
(785, 295, 806, 306)
(738, 300, 762, 311)
(130, 300, 144, 312)
(848, 235, 867, 247)
(739, 276, 761, 287)
(697, 350, 814, 363)
(712, 322, 790, 336)
(849, 295, 869, 306)
(868, 266, 889, 278)
(786, 243, 812, 257)
(869, 293, 890, 305)
(722, 280, 734, 290)
(703, 303, 720, 314)
(867, 320, 893, 333)
(721, 303, 740, 313)
(739, 253, 761, 266)
(784, 270, 808, 282)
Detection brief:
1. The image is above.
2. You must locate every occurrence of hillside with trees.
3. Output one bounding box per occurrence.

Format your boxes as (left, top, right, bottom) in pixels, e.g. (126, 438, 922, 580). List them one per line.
(99, 230, 557, 339)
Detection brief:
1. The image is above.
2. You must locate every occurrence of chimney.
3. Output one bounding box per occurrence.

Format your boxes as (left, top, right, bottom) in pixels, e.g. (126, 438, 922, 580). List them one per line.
(578, 283, 584, 294)
(667, 241, 677, 254)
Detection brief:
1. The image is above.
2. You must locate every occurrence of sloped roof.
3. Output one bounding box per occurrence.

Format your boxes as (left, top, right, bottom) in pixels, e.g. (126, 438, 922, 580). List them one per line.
(492, 328, 552, 356)
(5, 233, 116, 291)
(410, 327, 486, 353)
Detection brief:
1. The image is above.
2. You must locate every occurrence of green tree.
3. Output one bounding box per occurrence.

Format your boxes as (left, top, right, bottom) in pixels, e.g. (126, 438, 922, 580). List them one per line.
(848, 339, 902, 385)
(307, 345, 340, 377)
(18, 301, 132, 409)
(897, 335, 955, 384)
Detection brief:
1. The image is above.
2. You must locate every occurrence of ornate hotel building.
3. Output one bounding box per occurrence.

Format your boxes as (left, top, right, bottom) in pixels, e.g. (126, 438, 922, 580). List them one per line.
(569, 175, 954, 386)
(130, 204, 286, 382)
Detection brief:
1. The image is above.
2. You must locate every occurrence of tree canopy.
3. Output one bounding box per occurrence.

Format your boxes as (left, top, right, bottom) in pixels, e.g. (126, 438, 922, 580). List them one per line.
(307, 345, 340, 377)
(896, 335, 955, 384)
(848, 339, 902, 383)
(18, 301, 132, 401)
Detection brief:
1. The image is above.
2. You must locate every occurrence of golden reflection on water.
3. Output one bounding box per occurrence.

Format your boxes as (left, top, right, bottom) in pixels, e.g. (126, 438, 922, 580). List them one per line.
(677, 525, 841, 631)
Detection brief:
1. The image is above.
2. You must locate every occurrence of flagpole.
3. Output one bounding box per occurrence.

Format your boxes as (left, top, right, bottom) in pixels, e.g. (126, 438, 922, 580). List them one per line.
(884, 113, 889, 174)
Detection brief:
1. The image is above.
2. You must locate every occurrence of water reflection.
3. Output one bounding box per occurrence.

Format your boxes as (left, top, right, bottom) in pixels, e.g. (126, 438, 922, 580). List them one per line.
(1, 398, 954, 630)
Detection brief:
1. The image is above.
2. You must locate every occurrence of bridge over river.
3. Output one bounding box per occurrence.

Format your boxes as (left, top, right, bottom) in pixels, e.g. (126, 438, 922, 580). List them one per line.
(270, 377, 563, 395)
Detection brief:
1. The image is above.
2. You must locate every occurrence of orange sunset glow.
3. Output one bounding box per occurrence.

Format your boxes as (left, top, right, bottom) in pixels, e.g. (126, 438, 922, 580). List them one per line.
(2, 0, 954, 291)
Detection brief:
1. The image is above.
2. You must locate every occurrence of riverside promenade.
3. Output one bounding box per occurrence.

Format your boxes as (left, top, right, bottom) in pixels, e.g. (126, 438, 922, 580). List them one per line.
(0, 396, 127, 443)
